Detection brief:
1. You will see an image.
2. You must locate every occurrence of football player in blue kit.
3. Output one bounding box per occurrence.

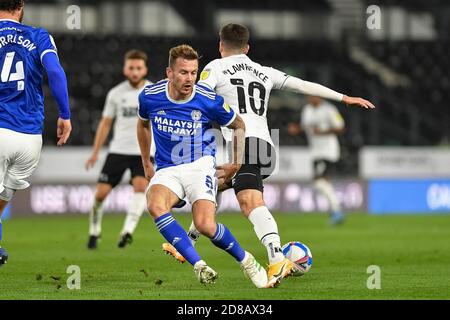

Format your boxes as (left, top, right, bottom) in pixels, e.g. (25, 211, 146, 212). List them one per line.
(136, 44, 269, 287)
(0, 0, 72, 266)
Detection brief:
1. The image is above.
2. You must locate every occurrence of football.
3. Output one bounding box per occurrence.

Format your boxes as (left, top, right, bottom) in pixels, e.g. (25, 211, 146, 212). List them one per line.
(282, 241, 313, 276)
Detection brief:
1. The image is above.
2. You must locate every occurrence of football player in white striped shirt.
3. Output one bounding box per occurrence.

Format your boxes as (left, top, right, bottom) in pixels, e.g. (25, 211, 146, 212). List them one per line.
(163, 23, 374, 287)
(288, 96, 346, 225)
(85, 50, 154, 249)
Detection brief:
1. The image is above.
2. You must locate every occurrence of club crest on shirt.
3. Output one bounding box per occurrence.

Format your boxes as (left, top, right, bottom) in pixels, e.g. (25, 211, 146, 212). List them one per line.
(191, 110, 202, 121)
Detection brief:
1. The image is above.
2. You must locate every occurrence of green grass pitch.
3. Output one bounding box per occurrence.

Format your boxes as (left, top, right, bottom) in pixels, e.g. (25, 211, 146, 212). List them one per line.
(0, 213, 449, 300)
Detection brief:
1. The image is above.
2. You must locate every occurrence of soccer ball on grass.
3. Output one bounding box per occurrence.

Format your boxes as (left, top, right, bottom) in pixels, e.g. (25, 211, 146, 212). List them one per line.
(281, 241, 313, 276)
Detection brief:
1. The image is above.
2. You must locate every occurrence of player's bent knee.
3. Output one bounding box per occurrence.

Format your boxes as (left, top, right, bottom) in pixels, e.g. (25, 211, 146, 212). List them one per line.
(240, 203, 264, 216)
(194, 221, 216, 238)
(95, 184, 112, 202)
(148, 208, 165, 219)
(192, 200, 216, 236)
(95, 195, 107, 203)
(132, 177, 148, 193)
(148, 202, 170, 218)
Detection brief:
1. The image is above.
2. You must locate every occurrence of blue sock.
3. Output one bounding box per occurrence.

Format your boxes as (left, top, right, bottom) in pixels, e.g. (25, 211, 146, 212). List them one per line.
(155, 213, 201, 266)
(210, 223, 246, 262)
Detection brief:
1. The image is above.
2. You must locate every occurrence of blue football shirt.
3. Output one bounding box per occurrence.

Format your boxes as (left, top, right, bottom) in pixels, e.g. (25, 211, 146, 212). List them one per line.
(138, 80, 236, 170)
(0, 19, 58, 134)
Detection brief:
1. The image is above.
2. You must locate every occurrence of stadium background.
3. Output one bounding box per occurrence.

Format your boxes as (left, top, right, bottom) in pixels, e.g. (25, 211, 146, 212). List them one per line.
(1, 0, 450, 300)
(7, 0, 449, 216)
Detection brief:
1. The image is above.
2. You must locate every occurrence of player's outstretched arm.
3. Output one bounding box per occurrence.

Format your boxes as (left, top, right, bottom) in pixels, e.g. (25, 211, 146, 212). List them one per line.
(85, 117, 113, 170)
(42, 53, 72, 145)
(137, 118, 154, 180)
(282, 77, 375, 109)
(216, 115, 246, 184)
(341, 95, 375, 109)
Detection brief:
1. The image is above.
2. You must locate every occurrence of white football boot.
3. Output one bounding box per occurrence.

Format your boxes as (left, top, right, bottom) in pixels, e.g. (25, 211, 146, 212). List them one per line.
(193, 260, 218, 284)
(240, 251, 268, 288)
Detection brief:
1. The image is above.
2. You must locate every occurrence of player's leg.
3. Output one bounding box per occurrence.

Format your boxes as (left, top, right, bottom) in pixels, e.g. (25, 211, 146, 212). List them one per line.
(0, 129, 42, 266)
(162, 184, 231, 262)
(191, 199, 267, 288)
(147, 168, 216, 284)
(0, 148, 10, 265)
(184, 156, 267, 288)
(235, 185, 292, 287)
(148, 185, 216, 284)
(183, 150, 234, 248)
(87, 183, 112, 249)
(233, 138, 293, 286)
(164, 146, 288, 286)
(87, 154, 125, 249)
(163, 160, 233, 256)
(117, 155, 148, 247)
(118, 175, 147, 247)
(313, 160, 344, 225)
(0, 198, 11, 266)
(0, 139, 11, 265)
(183, 182, 231, 247)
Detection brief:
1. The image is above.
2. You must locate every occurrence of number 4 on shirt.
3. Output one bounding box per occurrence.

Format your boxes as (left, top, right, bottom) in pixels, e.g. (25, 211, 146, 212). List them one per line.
(1, 51, 25, 90)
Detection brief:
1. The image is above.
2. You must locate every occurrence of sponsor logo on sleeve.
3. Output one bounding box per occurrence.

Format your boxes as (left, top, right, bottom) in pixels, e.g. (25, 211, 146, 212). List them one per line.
(223, 102, 231, 113)
(200, 69, 210, 81)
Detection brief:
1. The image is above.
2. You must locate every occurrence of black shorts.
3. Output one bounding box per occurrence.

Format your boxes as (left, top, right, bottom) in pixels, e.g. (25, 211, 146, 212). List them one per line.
(313, 159, 339, 179)
(98, 153, 150, 188)
(231, 137, 277, 194)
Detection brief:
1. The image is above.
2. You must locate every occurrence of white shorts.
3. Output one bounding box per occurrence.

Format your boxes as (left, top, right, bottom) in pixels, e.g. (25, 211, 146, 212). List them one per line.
(148, 155, 217, 205)
(0, 128, 42, 193)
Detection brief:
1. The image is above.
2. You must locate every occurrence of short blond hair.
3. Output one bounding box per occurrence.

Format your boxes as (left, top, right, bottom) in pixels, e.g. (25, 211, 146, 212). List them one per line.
(168, 44, 199, 67)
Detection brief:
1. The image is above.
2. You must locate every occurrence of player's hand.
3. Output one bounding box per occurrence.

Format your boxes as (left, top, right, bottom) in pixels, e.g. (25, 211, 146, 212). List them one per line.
(342, 95, 375, 109)
(85, 153, 98, 171)
(216, 163, 240, 185)
(287, 123, 301, 136)
(57, 118, 72, 146)
(142, 159, 155, 181)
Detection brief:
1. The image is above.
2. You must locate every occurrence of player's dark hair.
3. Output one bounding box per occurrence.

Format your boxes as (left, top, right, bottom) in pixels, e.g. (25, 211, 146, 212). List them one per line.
(0, 0, 24, 12)
(220, 23, 249, 50)
(168, 44, 199, 67)
(124, 49, 148, 63)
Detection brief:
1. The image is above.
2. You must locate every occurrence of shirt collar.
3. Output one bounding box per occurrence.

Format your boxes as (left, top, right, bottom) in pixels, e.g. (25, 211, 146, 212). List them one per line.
(0, 19, 21, 24)
(165, 81, 196, 104)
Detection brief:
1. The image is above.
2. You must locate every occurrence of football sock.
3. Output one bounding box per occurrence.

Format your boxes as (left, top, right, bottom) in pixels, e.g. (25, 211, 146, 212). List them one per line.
(248, 206, 284, 264)
(187, 220, 201, 246)
(155, 213, 201, 266)
(210, 223, 246, 262)
(121, 192, 146, 235)
(0, 219, 2, 242)
(314, 178, 341, 213)
(89, 200, 104, 236)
